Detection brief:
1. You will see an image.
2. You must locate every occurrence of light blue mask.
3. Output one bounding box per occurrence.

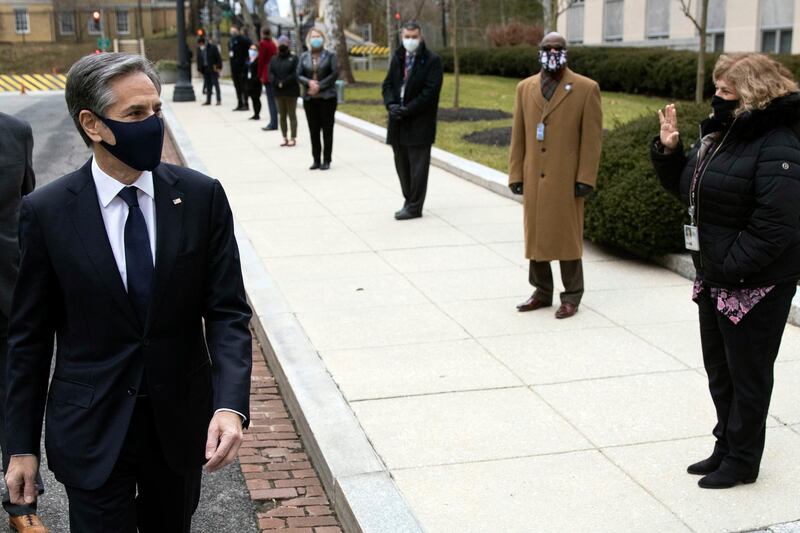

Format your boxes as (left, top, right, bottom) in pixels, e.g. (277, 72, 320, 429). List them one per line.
(310, 37, 324, 49)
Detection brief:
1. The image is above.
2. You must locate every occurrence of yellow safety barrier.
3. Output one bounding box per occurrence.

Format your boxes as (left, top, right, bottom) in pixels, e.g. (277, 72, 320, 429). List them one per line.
(349, 45, 390, 57)
(0, 73, 67, 92)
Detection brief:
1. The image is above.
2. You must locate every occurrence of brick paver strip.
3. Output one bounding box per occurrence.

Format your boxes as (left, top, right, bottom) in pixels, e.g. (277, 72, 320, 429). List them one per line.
(164, 127, 342, 533)
(242, 339, 344, 533)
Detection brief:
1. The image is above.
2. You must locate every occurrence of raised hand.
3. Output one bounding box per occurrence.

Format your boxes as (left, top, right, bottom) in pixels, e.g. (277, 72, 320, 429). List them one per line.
(658, 103, 680, 151)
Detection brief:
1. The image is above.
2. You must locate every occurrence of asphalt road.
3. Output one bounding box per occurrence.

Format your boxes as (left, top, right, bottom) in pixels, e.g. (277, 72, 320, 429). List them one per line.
(0, 93, 259, 533)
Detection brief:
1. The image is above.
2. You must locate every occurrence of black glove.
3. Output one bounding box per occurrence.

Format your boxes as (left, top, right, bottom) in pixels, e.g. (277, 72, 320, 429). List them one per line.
(509, 182, 523, 195)
(388, 104, 402, 119)
(398, 106, 409, 117)
(575, 183, 594, 198)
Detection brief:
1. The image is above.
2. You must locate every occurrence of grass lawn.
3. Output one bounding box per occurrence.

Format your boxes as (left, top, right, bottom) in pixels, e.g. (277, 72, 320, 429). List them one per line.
(340, 70, 677, 173)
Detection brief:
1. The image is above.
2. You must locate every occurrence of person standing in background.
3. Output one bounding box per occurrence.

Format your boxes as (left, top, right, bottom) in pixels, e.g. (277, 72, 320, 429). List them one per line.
(228, 26, 252, 112)
(509, 32, 603, 320)
(257, 28, 279, 132)
(297, 28, 338, 171)
(269, 36, 300, 147)
(244, 45, 262, 120)
(197, 35, 222, 106)
(0, 112, 48, 533)
(381, 21, 443, 220)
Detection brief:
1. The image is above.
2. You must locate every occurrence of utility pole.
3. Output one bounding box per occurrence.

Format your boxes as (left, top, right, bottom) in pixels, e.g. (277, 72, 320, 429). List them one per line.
(386, 0, 394, 57)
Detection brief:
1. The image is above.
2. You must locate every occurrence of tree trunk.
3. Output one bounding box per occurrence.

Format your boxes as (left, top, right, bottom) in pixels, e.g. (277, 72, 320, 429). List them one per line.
(451, 0, 459, 109)
(290, 0, 302, 57)
(386, 0, 395, 57)
(549, 0, 558, 33)
(695, 0, 709, 103)
(323, 0, 356, 83)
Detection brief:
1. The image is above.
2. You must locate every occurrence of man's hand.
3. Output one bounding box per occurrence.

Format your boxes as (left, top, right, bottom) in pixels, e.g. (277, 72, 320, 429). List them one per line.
(575, 183, 594, 198)
(509, 182, 523, 195)
(388, 103, 403, 120)
(205, 411, 244, 472)
(5, 456, 39, 505)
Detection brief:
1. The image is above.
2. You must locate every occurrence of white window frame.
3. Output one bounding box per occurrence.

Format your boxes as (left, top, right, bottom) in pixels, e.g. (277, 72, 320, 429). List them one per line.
(14, 8, 30, 35)
(59, 11, 75, 35)
(116, 9, 130, 34)
(645, 0, 670, 39)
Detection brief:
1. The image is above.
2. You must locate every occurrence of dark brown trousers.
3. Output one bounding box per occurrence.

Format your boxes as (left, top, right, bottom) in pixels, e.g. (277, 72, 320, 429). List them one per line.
(529, 259, 584, 306)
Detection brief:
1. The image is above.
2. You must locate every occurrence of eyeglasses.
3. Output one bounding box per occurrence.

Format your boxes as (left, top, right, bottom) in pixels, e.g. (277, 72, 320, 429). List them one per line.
(541, 45, 565, 52)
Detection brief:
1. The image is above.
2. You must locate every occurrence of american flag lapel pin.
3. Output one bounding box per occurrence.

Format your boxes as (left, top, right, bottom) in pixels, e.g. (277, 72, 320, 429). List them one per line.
(173, 198, 182, 205)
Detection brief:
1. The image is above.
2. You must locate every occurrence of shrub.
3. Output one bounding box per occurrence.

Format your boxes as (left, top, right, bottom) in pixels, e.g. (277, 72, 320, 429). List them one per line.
(437, 46, 800, 100)
(485, 22, 544, 48)
(584, 102, 712, 258)
(155, 59, 178, 71)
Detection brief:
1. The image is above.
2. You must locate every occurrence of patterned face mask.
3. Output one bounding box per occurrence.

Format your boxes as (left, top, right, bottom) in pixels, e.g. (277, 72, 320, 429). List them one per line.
(539, 48, 567, 73)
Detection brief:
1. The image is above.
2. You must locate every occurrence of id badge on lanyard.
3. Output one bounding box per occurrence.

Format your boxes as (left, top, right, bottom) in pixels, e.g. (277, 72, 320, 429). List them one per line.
(684, 224, 700, 251)
(536, 122, 545, 142)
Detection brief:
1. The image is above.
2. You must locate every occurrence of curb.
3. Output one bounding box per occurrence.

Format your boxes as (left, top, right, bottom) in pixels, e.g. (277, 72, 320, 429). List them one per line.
(333, 110, 800, 329)
(162, 100, 425, 533)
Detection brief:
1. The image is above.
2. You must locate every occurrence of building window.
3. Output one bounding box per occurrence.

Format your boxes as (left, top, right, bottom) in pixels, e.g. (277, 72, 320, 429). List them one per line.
(705, 0, 726, 52)
(88, 12, 102, 35)
(59, 12, 75, 35)
(604, 0, 624, 42)
(646, 0, 670, 39)
(760, 0, 793, 53)
(14, 8, 30, 34)
(116, 9, 129, 34)
(567, 0, 585, 44)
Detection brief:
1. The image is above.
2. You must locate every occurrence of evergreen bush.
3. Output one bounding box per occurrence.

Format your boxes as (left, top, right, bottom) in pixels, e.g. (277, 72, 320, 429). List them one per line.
(584, 102, 712, 258)
(437, 46, 800, 100)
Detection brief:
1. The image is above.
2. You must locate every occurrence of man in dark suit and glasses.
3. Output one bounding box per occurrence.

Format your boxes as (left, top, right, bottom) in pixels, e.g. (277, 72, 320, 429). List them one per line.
(3, 53, 252, 532)
(0, 113, 49, 533)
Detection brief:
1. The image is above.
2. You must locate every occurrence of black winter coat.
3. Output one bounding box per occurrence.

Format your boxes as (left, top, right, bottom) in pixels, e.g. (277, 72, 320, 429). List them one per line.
(269, 53, 300, 98)
(382, 42, 443, 146)
(651, 93, 800, 288)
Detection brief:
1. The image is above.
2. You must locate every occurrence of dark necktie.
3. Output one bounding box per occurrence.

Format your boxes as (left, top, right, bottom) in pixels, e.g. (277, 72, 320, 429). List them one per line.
(118, 186, 153, 324)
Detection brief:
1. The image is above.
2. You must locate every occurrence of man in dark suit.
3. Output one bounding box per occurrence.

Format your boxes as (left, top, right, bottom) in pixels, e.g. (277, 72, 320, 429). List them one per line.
(3, 52, 252, 532)
(197, 35, 222, 106)
(0, 114, 48, 533)
(382, 21, 444, 220)
(228, 25, 253, 111)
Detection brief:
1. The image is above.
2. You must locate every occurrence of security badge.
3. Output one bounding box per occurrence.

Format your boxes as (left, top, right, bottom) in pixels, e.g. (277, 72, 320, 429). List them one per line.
(684, 225, 700, 251)
(536, 84, 572, 142)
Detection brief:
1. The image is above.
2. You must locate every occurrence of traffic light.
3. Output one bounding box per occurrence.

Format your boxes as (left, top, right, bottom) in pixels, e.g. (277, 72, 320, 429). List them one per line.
(92, 10, 101, 23)
(394, 12, 401, 21)
(196, 28, 205, 37)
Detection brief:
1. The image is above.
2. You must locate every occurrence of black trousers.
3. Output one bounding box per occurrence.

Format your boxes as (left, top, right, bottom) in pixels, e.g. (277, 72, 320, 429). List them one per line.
(247, 83, 261, 117)
(0, 329, 43, 517)
(304, 97, 337, 164)
(231, 65, 246, 108)
(529, 259, 584, 305)
(392, 143, 432, 215)
(203, 71, 220, 104)
(64, 399, 202, 533)
(697, 281, 796, 478)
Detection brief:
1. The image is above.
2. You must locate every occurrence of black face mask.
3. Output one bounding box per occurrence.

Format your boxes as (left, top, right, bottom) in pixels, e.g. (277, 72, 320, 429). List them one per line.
(711, 95, 739, 124)
(98, 113, 164, 172)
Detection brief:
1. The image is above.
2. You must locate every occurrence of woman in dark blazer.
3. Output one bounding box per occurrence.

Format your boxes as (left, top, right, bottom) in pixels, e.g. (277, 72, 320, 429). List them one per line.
(269, 35, 300, 147)
(651, 53, 800, 489)
(244, 44, 262, 120)
(297, 28, 338, 170)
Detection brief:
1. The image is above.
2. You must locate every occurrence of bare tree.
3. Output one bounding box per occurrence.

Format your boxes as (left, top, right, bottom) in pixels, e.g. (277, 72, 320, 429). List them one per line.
(323, 0, 357, 83)
(543, 0, 575, 33)
(679, 0, 709, 103)
(451, 0, 460, 109)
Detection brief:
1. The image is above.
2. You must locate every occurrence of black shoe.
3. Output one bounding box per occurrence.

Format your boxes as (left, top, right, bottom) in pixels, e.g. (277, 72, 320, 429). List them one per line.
(233, 106, 248, 111)
(202, 102, 211, 106)
(687, 455, 724, 476)
(698, 469, 757, 489)
(394, 208, 422, 220)
(320, 162, 330, 171)
(216, 101, 221, 106)
(309, 161, 321, 170)
(249, 115, 260, 120)
(262, 125, 278, 131)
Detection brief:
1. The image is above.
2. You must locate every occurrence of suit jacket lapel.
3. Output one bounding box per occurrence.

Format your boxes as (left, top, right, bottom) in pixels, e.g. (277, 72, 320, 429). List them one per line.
(542, 69, 576, 121)
(67, 161, 140, 328)
(145, 165, 184, 334)
(531, 73, 545, 113)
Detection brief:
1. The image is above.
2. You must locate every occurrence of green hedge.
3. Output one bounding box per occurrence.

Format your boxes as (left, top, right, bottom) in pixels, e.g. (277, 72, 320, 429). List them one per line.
(437, 46, 800, 100)
(583, 102, 712, 258)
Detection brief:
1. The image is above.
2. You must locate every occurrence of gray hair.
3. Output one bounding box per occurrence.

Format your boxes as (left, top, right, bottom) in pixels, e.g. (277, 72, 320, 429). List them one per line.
(65, 53, 161, 146)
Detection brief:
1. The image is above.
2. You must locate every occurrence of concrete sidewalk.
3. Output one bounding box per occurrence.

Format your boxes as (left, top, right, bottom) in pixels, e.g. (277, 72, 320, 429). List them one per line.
(165, 83, 800, 533)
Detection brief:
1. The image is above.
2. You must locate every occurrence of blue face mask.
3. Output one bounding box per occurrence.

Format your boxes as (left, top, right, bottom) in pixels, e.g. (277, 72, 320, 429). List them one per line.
(310, 37, 324, 49)
(98, 113, 164, 171)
